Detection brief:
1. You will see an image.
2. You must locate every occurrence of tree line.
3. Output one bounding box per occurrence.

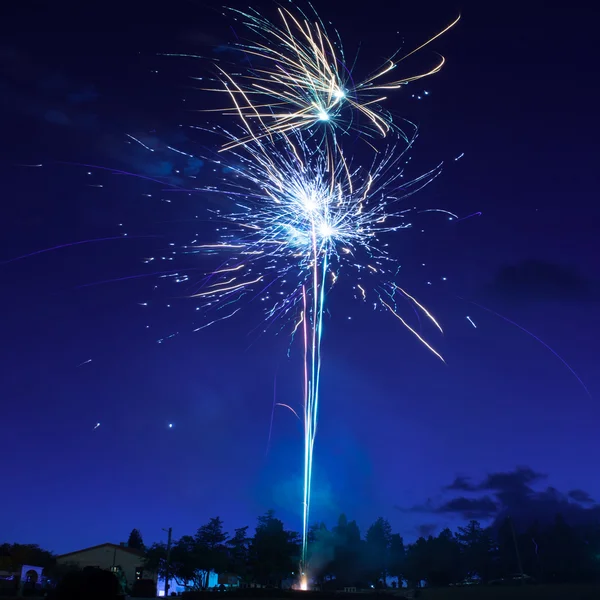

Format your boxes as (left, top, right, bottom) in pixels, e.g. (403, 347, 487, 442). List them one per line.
(141, 511, 600, 588)
(3, 511, 600, 590)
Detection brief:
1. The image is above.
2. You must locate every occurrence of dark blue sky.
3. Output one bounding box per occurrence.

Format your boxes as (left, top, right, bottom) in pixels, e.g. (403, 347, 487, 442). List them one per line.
(1, 0, 599, 553)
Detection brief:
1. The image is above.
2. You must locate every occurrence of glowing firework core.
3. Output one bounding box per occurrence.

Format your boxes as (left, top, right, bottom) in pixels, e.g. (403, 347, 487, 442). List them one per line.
(319, 223, 335, 239)
(316, 109, 330, 122)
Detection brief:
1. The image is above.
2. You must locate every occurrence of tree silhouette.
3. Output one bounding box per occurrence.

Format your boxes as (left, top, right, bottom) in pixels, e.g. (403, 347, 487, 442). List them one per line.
(195, 516, 229, 586)
(307, 523, 334, 584)
(250, 510, 299, 586)
(426, 528, 462, 586)
(455, 520, 494, 582)
(331, 514, 362, 586)
(127, 529, 145, 551)
(365, 517, 393, 586)
(388, 533, 406, 585)
(143, 542, 168, 580)
(227, 526, 251, 581)
(170, 535, 205, 589)
(0, 543, 53, 572)
(404, 536, 430, 587)
(9, 506, 600, 592)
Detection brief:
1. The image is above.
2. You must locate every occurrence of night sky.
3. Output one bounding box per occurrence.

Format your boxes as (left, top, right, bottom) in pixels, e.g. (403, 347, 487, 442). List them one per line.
(1, 0, 599, 554)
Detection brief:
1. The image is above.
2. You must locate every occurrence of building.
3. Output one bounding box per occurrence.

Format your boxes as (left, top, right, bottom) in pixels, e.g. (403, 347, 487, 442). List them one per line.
(55, 543, 149, 590)
(56, 542, 223, 596)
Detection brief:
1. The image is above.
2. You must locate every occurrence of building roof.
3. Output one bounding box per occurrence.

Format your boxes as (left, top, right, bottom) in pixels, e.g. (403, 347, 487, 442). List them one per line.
(56, 543, 145, 559)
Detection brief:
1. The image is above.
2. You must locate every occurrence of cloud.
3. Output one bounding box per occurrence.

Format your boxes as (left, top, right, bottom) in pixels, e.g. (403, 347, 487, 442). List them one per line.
(445, 475, 475, 491)
(436, 496, 498, 520)
(109, 136, 206, 183)
(184, 157, 204, 176)
(486, 260, 594, 301)
(498, 485, 600, 531)
(1, 46, 99, 131)
(477, 466, 546, 505)
(445, 466, 545, 502)
(401, 466, 599, 531)
(2, 45, 206, 186)
(568, 489, 595, 504)
(402, 495, 498, 520)
(142, 160, 178, 178)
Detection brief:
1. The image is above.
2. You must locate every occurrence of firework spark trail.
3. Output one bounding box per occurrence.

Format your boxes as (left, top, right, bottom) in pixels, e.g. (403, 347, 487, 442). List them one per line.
(464, 299, 591, 398)
(57, 162, 183, 188)
(1, 236, 157, 265)
(73, 269, 196, 290)
(207, 8, 460, 149)
(126, 134, 155, 152)
(301, 287, 310, 575)
(299, 233, 329, 574)
(276, 403, 301, 420)
(192, 307, 241, 331)
(380, 298, 446, 363)
(266, 375, 279, 456)
(455, 211, 482, 222)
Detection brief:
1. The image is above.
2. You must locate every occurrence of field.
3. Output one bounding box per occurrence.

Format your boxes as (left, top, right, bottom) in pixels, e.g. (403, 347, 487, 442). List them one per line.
(420, 583, 600, 600)
(180, 586, 600, 600)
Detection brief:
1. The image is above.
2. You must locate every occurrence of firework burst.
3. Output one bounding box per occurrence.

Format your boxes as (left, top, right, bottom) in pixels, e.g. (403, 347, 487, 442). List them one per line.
(187, 124, 444, 338)
(172, 3, 457, 581)
(201, 6, 459, 150)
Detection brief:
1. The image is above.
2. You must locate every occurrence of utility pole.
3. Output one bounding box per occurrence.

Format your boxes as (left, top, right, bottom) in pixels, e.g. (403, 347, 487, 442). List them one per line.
(508, 517, 524, 577)
(163, 527, 172, 598)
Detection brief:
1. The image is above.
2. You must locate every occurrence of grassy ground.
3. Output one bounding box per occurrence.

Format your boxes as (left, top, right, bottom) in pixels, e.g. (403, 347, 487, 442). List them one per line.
(420, 583, 600, 600)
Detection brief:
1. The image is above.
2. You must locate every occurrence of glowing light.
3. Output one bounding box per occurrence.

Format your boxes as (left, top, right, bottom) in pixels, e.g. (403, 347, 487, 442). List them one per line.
(176, 4, 456, 579)
(301, 192, 319, 212)
(319, 223, 335, 238)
